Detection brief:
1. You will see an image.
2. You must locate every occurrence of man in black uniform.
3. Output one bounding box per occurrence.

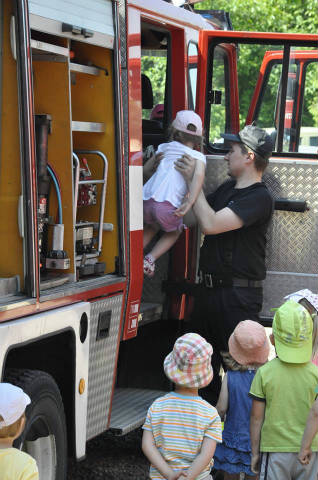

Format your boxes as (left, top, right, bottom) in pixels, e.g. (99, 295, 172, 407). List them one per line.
(175, 125, 274, 403)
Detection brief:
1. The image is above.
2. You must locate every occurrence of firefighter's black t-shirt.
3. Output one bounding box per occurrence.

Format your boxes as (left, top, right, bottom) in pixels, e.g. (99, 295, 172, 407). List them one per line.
(199, 179, 274, 281)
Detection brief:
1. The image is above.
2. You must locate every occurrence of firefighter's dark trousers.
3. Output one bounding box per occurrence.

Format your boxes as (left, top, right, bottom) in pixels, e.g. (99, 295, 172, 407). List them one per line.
(187, 285, 263, 405)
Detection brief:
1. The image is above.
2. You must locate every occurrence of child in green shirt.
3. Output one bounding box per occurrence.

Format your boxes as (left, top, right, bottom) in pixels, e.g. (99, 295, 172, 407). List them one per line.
(249, 300, 318, 480)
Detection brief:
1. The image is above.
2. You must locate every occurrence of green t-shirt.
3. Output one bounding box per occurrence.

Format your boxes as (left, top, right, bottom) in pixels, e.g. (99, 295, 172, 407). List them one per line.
(250, 357, 318, 452)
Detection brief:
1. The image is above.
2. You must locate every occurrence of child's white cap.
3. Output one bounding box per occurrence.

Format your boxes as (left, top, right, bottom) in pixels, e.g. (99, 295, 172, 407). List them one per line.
(0, 383, 31, 428)
(284, 289, 318, 312)
(172, 110, 203, 136)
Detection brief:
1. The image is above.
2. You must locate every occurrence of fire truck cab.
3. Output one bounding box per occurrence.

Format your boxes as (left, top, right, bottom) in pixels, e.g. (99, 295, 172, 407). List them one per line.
(0, 0, 317, 478)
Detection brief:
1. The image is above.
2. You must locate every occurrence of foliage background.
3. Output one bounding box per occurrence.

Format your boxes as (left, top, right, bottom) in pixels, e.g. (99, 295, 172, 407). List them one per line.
(195, 0, 318, 136)
(195, 0, 318, 35)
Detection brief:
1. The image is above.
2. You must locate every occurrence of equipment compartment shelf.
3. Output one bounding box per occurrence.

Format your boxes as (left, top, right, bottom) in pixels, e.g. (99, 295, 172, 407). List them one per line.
(72, 121, 105, 132)
(70, 63, 100, 76)
(31, 39, 69, 58)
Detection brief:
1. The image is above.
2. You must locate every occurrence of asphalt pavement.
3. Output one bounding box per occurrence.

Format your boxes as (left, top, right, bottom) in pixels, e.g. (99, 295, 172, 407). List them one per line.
(67, 429, 149, 479)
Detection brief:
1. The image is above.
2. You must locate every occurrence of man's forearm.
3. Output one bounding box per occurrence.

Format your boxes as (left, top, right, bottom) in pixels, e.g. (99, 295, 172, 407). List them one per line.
(192, 190, 217, 233)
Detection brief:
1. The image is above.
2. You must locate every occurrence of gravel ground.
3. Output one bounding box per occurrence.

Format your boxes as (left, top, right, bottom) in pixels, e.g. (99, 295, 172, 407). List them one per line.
(67, 428, 150, 479)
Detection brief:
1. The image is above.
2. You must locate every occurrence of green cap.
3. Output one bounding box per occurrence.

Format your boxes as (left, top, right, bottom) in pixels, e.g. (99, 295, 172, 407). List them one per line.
(273, 300, 313, 363)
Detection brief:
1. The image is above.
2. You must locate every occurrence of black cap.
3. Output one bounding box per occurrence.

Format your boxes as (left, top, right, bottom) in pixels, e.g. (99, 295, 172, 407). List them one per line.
(221, 125, 274, 159)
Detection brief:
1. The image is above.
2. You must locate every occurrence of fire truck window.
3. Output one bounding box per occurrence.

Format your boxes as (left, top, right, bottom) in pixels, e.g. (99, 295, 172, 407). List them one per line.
(240, 42, 317, 154)
(237, 43, 284, 133)
(208, 46, 230, 148)
(298, 60, 318, 154)
(141, 49, 167, 122)
(141, 27, 169, 151)
(254, 61, 283, 148)
(188, 42, 198, 110)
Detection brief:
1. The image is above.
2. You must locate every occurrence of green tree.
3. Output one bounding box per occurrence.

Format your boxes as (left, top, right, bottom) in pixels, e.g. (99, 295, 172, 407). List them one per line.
(141, 56, 167, 119)
(196, 0, 317, 131)
(195, 0, 318, 34)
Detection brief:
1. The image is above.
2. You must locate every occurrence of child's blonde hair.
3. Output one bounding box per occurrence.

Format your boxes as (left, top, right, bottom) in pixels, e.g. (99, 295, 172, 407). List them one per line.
(221, 351, 259, 372)
(0, 413, 25, 440)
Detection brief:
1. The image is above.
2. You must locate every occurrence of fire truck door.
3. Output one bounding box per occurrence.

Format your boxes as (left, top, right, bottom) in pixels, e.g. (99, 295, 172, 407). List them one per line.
(195, 31, 318, 322)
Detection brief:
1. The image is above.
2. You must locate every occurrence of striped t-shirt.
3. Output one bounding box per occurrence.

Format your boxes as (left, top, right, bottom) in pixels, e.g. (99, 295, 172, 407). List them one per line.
(143, 392, 222, 480)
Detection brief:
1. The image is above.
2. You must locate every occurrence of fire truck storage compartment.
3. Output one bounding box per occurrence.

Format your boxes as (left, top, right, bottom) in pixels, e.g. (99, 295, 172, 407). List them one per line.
(32, 32, 74, 288)
(71, 39, 118, 280)
(29, 29, 119, 290)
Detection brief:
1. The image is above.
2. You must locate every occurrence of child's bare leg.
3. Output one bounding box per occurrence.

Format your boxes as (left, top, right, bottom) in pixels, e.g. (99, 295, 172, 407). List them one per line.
(143, 224, 159, 248)
(149, 230, 181, 261)
(223, 473, 240, 480)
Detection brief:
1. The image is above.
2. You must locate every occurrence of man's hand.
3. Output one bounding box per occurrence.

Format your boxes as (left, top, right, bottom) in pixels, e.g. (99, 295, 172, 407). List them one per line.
(174, 154, 196, 182)
(175, 198, 191, 217)
(251, 453, 260, 474)
(298, 447, 312, 465)
(153, 152, 164, 171)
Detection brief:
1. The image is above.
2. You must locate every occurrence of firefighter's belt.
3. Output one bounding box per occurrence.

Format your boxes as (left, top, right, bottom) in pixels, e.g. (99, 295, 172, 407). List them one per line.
(200, 273, 263, 289)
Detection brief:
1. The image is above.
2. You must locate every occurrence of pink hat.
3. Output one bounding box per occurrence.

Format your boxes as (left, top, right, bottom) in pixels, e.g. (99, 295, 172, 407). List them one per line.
(150, 104, 164, 120)
(164, 333, 213, 388)
(228, 320, 270, 366)
(171, 110, 203, 136)
(284, 289, 318, 313)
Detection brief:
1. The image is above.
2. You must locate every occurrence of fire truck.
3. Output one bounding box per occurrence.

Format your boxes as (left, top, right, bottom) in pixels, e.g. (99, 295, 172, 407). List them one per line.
(0, 0, 317, 477)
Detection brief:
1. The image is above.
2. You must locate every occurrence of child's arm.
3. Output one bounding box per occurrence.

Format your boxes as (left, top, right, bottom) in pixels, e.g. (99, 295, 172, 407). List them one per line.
(143, 152, 164, 183)
(183, 437, 217, 480)
(142, 430, 187, 480)
(216, 373, 228, 420)
(298, 397, 318, 465)
(175, 159, 205, 217)
(250, 399, 265, 474)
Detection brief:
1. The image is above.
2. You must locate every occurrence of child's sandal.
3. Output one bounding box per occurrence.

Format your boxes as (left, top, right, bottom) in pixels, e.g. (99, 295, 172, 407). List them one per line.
(144, 254, 155, 277)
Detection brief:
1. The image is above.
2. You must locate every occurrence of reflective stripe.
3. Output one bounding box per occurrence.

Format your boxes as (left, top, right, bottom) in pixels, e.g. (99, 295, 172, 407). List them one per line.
(129, 165, 143, 231)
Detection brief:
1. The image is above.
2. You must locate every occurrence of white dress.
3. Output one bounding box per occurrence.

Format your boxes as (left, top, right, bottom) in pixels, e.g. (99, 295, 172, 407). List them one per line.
(143, 141, 206, 208)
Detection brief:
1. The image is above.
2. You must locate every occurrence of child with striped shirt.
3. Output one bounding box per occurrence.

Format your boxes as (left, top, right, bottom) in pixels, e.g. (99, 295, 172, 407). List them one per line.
(142, 333, 222, 480)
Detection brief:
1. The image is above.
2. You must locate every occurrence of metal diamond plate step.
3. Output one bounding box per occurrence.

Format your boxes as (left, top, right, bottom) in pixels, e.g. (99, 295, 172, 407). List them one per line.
(109, 388, 165, 435)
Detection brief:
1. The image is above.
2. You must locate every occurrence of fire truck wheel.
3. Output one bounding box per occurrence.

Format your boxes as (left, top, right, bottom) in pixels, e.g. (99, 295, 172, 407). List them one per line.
(4, 368, 67, 480)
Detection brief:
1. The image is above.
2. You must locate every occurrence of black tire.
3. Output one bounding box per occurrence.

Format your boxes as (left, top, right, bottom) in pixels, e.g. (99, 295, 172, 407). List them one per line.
(4, 368, 67, 480)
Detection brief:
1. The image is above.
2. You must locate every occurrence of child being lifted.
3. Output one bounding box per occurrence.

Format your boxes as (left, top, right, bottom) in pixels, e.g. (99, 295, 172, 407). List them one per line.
(143, 110, 205, 277)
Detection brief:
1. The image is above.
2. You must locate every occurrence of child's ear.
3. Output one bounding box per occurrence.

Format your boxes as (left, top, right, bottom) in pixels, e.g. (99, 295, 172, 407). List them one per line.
(269, 333, 275, 346)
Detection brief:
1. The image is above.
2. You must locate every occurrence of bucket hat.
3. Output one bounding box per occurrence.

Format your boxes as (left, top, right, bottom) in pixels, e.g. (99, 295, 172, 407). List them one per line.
(273, 300, 313, 363)
(0, 383, 31, 428)
(172, 110, 203, 137)
(221, 124, 273, 160)
(164, 333, 213, 388)
(284, 289, 318, 313)
(228, 320, 270, 366)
